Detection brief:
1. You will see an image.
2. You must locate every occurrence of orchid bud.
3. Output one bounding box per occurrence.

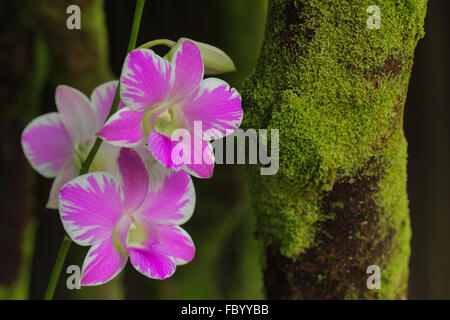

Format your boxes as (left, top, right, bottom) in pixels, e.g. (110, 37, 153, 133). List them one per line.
(166, 38, 236, 75)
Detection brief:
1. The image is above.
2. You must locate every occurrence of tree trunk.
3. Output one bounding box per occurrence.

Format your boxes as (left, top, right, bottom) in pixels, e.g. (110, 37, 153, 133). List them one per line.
(242, 0, 427, 299)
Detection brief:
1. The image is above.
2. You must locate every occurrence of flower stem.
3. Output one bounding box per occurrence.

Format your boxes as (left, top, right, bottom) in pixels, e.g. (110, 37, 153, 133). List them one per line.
(43, 0, 146, 299)
(43, 235, 71, 300)
(138, 39, 176, 49)
(127, 0, 146, 53)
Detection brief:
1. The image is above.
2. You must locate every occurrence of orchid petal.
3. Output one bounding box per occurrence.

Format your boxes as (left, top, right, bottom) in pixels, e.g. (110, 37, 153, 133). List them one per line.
(46, 159, 78, 209)
(55, 85, 96, 142)
(21, 112, 73, 178)
(183, 136, 215, 179)
(147, 130, 184, 171)
(120, 49, 173, 112)
(138, 163, 195, 225)
(128, 243, 176, 280)
(117, 148, 149, 213)
(147, 129, 214, 178)
(179, 78, 242, 140)
(169, 40, 204, 101)
(158, 225, 195, 265)
(134, 145, 157, 168)
(90, 81, 126, 132)
(59, 172, 123, 246)
(80, 236, 127, 286)
(98, 107, 145, 147)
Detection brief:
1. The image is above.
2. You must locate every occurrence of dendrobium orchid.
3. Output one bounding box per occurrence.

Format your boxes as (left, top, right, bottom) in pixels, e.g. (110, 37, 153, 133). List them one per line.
(21, 82, 124, 208)
(20, 0, 242, 296)
(59, 148, 196, 285)
(98, 40, 243, 178)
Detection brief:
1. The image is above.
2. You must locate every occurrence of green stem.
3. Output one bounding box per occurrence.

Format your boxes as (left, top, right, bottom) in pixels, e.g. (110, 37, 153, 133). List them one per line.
(127, 0, 146, 53)
(43, 236, 71, 300)
(43, 0, 146, 300)
(138, 39, 176, 49)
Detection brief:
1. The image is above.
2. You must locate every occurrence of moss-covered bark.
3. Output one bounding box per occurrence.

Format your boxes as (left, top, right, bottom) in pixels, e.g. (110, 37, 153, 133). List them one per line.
(242, 0, 427, 299)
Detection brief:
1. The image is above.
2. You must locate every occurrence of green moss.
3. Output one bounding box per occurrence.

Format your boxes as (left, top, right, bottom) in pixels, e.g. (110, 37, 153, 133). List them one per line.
(242, 0, 427, 298)
(376, 130, 410, 299)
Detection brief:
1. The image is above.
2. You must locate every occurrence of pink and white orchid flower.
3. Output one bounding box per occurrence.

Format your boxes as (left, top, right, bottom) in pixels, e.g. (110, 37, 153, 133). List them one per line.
(98, 40, 243, 178)
(59, 148, 195, 285)
(21, 81, 124, 208)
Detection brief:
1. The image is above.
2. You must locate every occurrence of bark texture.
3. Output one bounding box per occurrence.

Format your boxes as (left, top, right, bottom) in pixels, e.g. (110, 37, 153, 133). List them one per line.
(242, 0, 427, 299)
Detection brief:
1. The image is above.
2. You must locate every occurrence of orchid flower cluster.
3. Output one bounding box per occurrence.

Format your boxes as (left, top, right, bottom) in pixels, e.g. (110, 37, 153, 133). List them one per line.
(21, 39, 243, 286)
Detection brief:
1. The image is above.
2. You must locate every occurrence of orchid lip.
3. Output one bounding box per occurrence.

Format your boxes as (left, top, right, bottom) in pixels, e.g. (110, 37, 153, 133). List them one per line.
(143, 102, 181, 137)
(112, 211, 154, 254)
(126, 221, 148, 249)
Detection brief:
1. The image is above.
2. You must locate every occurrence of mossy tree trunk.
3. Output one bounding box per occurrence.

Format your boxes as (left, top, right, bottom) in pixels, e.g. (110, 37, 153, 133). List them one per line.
(242, 0, 427, 299)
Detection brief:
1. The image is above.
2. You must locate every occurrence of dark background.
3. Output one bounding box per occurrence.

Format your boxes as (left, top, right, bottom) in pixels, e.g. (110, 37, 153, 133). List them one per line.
(405, 0, 450, 299)
(0, 0, 448, 299)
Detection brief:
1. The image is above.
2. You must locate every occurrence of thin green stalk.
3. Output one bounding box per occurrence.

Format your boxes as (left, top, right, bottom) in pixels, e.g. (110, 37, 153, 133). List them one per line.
(43, 236, 71, 300)
(126, 0, 146, 53)
(79, 138, 102, 175)
(43, 0, 146, 300)
(138, 39, 176, 49)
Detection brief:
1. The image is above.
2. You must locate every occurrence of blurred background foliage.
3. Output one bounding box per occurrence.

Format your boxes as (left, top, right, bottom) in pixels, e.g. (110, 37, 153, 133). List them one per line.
(0, 0, 448, 299)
